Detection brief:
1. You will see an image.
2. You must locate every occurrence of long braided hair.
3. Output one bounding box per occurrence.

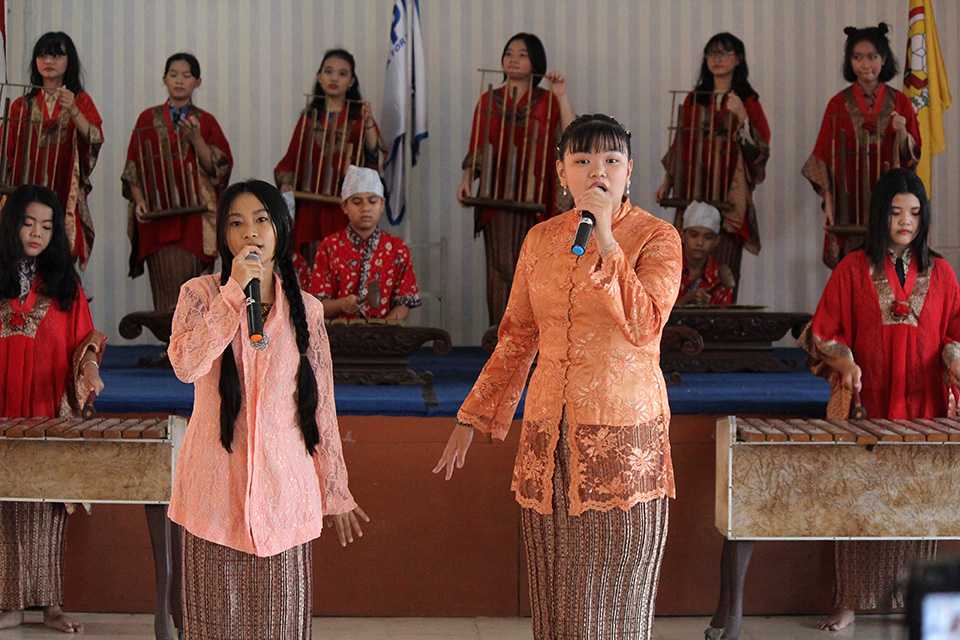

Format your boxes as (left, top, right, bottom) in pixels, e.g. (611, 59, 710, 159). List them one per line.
(215, 180, 320, 455)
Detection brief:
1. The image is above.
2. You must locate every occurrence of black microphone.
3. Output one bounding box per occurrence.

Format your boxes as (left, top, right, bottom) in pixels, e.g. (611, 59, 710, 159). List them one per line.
(571, 185, 606, 256)
(244, 254, 265, 347)
(571, 211, 596, 256)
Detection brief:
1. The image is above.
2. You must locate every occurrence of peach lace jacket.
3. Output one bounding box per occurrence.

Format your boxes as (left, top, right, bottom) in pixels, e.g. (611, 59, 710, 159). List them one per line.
(168, 274, 356, 557)
(458, 203, 682, 515)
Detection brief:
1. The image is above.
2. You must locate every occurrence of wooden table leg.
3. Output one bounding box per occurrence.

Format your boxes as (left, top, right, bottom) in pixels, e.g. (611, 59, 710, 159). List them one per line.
(711, 539, 754, 640)
(145, 505, 180, 640)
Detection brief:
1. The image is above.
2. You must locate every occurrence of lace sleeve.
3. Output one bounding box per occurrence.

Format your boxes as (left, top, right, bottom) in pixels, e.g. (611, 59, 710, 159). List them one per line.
(308, 313, 357, 515)
(168, 278, 245, 383)
(458, 234, 540, 440)
(589, 225, 683, 347)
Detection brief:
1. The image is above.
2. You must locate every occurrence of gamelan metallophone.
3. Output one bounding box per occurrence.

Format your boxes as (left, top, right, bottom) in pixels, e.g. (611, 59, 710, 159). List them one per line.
(0, 416, 185, 504)
(716, 416, 960, 540)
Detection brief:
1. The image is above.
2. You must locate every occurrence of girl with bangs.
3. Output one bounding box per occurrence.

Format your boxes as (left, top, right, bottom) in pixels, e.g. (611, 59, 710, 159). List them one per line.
(457, 32, 576, 327)
(168, 180, 368, 639)
(438, 115, 682, 640)
(275, 49, 385, 271)
(657, 32, 770, 298)
(803, 23, 921, 269)
(123, 52, 234, 315)
(0, 185, 106, 634)
(2, 32, 104, 269)
(802, 169, 959, 632)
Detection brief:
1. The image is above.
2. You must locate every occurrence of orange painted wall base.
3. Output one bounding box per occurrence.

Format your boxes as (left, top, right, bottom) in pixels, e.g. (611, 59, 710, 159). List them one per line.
(60, 414, 955, 615)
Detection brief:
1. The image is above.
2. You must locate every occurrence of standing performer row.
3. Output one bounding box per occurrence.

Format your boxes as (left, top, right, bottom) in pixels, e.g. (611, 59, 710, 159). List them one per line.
(0, 25, 920, 321)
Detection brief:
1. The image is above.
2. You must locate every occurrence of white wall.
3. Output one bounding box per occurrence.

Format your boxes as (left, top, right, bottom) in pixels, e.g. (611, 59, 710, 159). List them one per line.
(8, 0, 960, 345)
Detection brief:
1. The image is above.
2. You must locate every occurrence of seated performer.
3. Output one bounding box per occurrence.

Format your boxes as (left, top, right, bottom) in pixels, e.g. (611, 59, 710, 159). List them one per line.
(677, 201, 735, 306)
(0, 185, 106, 634)
(302, 165, 422, 321)
(800, 168, 960, 633)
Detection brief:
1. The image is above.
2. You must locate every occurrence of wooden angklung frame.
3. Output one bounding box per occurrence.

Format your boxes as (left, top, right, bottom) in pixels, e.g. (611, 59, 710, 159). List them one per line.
(826, 113, 904, 237)
(659, 90, 737, 213)
(461, 68, 556, 214)
(131, 121, 207, 221)
(291, 94, 367, 206)
(0, 82, 68, 195)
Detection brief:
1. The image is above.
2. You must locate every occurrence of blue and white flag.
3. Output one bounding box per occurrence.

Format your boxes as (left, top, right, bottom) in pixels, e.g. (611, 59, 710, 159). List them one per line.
(381, 0, 428, 224)
(410, 0, 428, 165)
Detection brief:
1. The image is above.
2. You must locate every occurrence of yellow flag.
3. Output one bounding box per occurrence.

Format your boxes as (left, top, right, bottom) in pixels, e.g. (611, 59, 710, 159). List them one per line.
(904, 0, 952, 196)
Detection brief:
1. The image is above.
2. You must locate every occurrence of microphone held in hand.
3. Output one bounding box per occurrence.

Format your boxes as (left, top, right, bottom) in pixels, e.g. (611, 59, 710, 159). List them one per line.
(244, 253, 267, 349)
(571, 211, 596, 256)
(571, 184, 607, 256)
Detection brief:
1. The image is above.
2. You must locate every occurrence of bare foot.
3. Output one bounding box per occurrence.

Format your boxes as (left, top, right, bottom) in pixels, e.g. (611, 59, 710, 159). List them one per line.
(0, 609, 24, 629)
(817, 607, 855, 631)
(43, 605, 83, 633)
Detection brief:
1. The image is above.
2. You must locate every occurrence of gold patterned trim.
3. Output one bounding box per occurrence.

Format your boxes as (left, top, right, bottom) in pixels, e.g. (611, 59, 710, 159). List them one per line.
(0, 297, 52, 338)
(871, 264, 930, 326)
(943, 342, 960, 368)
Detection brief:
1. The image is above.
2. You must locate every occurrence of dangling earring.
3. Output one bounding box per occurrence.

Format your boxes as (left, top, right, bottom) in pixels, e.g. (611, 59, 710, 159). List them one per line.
(561, 182, 568, 197)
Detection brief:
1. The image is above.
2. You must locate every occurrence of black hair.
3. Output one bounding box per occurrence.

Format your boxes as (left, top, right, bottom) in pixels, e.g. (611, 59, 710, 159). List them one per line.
(164, 52, 201, 79)
(693, 32, 759, 106)
(842, 23, 898, 83)
(310, 49, 363, 118)
(215, 180, 320, 456)
(501, 33, 548, 87)
(0, 184, 79, 310)
(557, 113, 632, 160)
(864, 168, 931, 273)
(29, 32, 84, 97)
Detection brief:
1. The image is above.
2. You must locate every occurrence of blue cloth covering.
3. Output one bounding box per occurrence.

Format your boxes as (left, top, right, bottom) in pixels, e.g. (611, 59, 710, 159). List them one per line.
(96, 346, 830, 417)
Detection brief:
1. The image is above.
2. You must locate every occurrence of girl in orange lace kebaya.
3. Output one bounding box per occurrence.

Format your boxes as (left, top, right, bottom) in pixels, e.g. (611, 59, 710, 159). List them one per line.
(435, 115, 682, 640)
(168, 180, 368, 640)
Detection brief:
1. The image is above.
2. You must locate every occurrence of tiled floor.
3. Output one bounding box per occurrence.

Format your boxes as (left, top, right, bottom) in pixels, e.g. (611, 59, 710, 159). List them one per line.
(0, 613, 908, 639)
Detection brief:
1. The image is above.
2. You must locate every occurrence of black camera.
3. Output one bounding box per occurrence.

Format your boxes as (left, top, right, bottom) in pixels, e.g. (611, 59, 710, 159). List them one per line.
(907, 558, 960, 639)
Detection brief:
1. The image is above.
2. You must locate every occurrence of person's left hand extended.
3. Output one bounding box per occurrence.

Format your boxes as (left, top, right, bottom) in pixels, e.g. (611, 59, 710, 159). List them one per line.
(327, 506, 371, 547)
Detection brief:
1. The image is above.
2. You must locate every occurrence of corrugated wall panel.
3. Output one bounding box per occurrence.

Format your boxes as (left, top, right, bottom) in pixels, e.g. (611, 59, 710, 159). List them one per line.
(8, 0, 959, 345)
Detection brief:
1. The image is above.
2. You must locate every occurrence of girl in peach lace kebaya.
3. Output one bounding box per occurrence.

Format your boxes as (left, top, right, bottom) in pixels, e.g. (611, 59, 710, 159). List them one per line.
(168, 180, 368, 640)
(436, 114, 683, 640)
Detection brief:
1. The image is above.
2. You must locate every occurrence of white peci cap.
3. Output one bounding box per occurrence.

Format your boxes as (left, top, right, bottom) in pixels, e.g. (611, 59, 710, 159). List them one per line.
(683, 201, 722, 234)
(340, 165, 384, 200)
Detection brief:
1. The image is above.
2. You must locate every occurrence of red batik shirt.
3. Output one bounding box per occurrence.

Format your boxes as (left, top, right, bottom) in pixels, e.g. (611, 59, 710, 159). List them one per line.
(678, 254, 733, 305)
(302, 226, 422, 320)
